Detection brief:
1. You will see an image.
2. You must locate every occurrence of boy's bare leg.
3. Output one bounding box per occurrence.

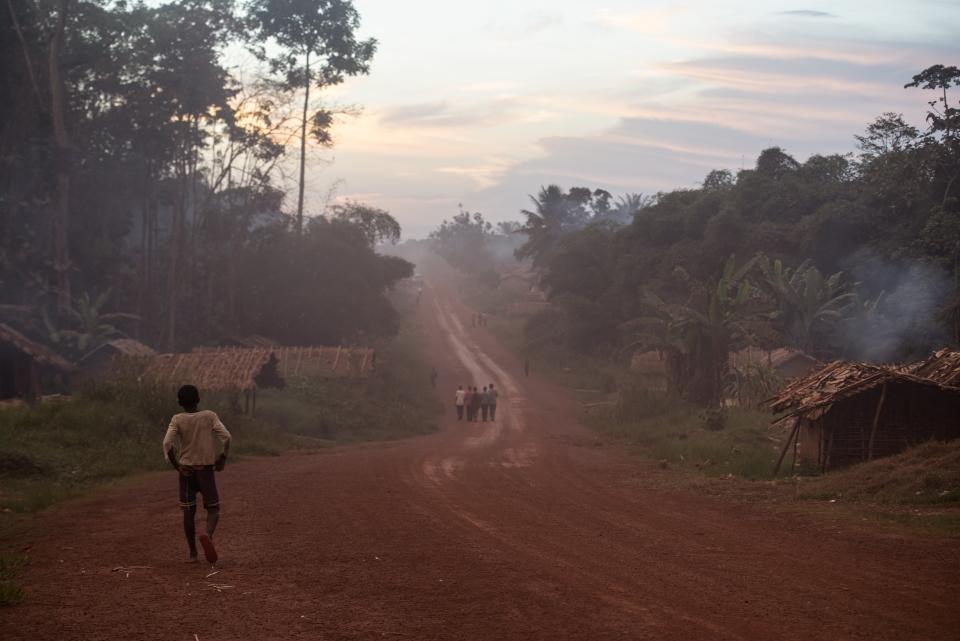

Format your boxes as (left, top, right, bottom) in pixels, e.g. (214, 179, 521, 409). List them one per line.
(183, 506, 198, 562)
(205, 507, 220, 538)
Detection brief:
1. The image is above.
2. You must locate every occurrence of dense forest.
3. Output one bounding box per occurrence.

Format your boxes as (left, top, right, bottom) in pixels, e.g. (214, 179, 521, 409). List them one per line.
(432, 65, 960, 406)
(0, 0, 410, 357)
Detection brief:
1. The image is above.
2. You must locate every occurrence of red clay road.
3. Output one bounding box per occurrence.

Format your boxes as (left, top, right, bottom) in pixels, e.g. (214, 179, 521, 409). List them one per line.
(2, 284, 958, 640)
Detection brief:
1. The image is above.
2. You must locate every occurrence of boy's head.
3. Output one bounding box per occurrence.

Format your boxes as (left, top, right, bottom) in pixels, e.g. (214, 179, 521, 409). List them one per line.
(177, 384, 200, 409)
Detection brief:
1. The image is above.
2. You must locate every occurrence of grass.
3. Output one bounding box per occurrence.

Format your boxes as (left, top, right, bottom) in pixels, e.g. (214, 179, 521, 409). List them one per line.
(0, 318, 440, 515)
(795, 440, 960, 505)
(584, 386, 782, 480)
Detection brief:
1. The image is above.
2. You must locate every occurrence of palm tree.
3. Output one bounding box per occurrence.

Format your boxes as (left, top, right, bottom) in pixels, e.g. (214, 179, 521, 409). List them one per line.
(603, 192, 649, 225)
(515, 185, 590, 268)
(758, 257, 858, 355)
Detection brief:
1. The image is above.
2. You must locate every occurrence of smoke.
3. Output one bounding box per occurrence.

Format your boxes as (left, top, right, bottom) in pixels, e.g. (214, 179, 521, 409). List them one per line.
(841, 251, 952, 362)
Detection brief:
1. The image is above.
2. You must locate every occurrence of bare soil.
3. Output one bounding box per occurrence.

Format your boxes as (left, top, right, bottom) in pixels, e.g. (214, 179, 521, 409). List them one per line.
(1, 284, 958, 640)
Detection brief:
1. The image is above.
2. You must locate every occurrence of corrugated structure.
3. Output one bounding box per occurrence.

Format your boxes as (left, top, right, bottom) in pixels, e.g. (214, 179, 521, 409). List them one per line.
(768, 359, 960, 473)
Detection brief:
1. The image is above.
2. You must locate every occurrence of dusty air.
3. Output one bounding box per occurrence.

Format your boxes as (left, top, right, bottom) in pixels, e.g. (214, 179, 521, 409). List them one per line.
(1, 0, 959, 639)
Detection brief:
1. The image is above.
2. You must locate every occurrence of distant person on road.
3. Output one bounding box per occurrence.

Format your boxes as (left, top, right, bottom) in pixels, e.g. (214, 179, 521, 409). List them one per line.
(471, 313, 476, 327)
(464, 386, 475, 421)
(454, 385, 465, 421)
(488, 383, 498, 420)
(430, 366, 438, 389)
(162, 384, 231, 565)
(470, 386, 482, 422)
(480, 385, 490, 421)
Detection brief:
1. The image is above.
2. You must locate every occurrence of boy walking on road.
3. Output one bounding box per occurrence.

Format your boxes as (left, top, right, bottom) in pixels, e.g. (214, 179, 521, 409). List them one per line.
(454, 385, 465, 420)
(163, 385, 231, 565)
(488, 383, 498, 420)
(480, 385, 490, 421)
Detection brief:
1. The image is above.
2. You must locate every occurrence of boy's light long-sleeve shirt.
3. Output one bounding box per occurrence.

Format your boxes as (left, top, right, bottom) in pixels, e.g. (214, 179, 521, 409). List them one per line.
(162, 410, 231, 466)
(455, 390, 465, 406)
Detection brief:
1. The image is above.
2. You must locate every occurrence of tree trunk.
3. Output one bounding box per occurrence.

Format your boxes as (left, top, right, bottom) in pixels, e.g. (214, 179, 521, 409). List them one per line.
(165, 165, 187, 351)
(296, 51, 311, 235)
(7, 0, 43, 105)
(49, 0, 72, 311)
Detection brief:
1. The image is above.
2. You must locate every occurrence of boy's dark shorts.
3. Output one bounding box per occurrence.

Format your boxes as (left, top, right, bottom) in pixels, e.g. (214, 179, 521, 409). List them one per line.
(178, 466, 220, 510)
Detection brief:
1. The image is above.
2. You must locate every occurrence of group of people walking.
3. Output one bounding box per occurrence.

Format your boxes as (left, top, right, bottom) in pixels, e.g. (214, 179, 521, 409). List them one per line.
(454, 384, 498, 422)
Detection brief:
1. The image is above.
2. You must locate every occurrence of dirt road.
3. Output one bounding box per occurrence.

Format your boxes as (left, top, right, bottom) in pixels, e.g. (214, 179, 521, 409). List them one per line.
(2, 285, 958, 640)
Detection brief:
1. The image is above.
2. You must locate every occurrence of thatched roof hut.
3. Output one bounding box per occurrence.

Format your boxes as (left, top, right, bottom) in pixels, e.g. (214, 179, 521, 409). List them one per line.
(731, 347, 821, 380)
(902, 348, 960, 386)
(121, 349, 279, 393)
(78, 338, 156, 375)
(193, 345, 376, 380)
(768, 360, 960, 472)
(0, 323, 74, 400)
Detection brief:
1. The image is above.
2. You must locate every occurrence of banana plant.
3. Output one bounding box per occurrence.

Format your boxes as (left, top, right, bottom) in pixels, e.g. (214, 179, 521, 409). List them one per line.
(621, 254, 765, 407)
(44, 290, 140, 358)
(758, 256, 858, 354)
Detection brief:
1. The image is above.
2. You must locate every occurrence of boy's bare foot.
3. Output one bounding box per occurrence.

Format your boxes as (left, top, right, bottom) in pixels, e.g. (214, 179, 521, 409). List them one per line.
(198, 534, 218, 564)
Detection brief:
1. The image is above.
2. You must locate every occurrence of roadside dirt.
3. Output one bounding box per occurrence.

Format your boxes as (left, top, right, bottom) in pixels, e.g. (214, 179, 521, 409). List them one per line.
(1, 283, 958, 640)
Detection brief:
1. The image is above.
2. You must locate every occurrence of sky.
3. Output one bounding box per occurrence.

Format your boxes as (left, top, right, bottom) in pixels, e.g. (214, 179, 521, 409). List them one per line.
(286, 0, 960, 238)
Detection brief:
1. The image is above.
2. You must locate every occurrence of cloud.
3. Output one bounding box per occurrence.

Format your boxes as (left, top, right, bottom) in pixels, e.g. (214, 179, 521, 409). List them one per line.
(779, 10, 837, 18)
(484, 10, 563, 40)
(379, 98, 530, 129)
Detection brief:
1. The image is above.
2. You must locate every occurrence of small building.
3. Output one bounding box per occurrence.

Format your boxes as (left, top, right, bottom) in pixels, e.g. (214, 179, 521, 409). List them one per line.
(0, 323, 75, 400)
(768, 360, 960, 472)
(77, 338, 157, 378)
(730, 347, 821, 381)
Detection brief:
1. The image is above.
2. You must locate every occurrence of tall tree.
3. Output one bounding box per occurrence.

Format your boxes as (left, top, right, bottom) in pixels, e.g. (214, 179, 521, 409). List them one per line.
(248, 0, 376, 234)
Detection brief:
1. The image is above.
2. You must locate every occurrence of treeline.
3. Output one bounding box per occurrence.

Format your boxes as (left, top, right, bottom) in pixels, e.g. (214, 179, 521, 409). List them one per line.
(0, 0, 409, 357)
(433, 66, 960, 405)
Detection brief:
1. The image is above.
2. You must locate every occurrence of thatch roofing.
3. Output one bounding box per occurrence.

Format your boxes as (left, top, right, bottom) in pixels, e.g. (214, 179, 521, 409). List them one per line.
(130, 349, 275, 392)
(195, 346, 376, 379)
(902, 348, 960, 386)
(768, 359, 960, 423)
(0, 323, 74, 372)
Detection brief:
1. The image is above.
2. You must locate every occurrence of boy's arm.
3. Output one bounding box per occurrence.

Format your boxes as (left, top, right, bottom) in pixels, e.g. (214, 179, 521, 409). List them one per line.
(161, 419, 178, 464)
(212, 415, 231, 471)
(212, 415, 231, 456)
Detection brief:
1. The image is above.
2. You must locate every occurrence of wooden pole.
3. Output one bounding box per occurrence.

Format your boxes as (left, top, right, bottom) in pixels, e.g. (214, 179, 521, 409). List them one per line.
(823, 426, 835, 472)
(244, 390, 250, 414)
(867, 383, 888, 461)
(251, 387, 257, 416)
(774, 419, 801, 476)
(791, 421, 800, 471)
